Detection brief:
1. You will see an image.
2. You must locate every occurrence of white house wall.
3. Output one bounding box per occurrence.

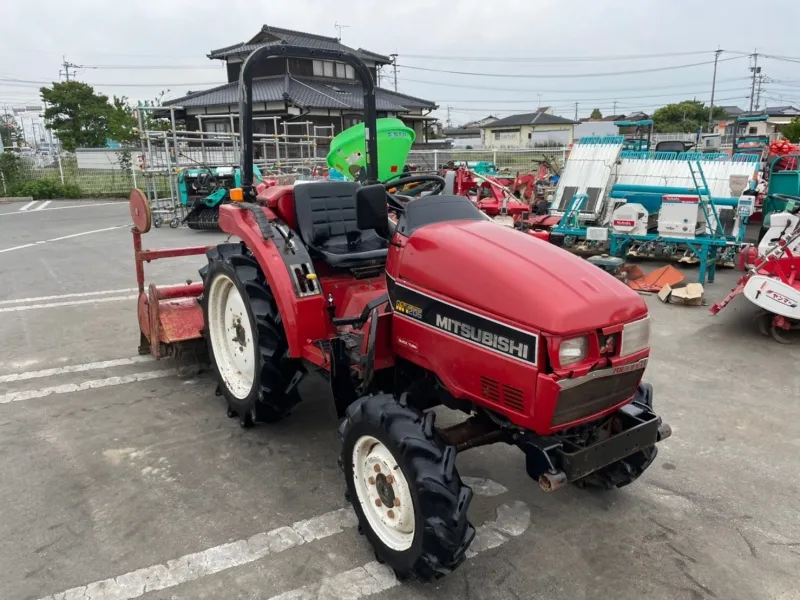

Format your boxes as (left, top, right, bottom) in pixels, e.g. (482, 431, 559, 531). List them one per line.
(75, 149, 125, 170)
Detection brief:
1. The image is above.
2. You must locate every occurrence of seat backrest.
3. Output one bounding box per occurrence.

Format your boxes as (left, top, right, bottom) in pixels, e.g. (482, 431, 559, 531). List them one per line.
(294, 181, 361, 246)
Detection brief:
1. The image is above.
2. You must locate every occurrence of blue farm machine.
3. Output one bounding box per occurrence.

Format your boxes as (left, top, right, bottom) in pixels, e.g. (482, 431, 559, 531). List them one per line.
(177, 166, 263, 230)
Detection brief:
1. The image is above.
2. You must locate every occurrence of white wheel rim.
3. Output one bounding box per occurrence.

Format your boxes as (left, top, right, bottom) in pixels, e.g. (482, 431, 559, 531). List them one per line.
(208, 273, 256, 399)
(352, 435, 415, 551)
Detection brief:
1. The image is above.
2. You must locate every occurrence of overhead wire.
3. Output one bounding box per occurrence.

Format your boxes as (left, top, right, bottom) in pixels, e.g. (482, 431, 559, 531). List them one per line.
(395, 56, 746, 79)
(434, 86, 752, 104)
(398, 50, 719, 63)
(394, 76, 751, 94)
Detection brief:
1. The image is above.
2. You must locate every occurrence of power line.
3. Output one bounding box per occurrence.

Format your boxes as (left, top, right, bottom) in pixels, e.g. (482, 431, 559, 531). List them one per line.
(395, 56, 746, 79)
(394, 76, 751, 94)
(431, 86, 751, 104)
(0, 76, 222, 88)
(80, 64, 224, 70)
(399, 50, 719, 63)
(442, 95, 751, 115)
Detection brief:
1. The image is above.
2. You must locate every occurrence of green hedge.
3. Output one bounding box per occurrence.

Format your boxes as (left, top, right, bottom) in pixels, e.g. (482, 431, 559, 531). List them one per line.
(12, 179, 84, 199)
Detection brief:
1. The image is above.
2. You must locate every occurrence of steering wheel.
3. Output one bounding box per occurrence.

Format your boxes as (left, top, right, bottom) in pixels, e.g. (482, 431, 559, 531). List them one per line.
(384, 174, 446, 211)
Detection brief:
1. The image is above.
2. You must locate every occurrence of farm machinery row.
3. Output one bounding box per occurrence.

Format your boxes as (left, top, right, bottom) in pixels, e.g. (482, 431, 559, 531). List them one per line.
(711, 195, 800, 343)
(131, 45, 670, 582)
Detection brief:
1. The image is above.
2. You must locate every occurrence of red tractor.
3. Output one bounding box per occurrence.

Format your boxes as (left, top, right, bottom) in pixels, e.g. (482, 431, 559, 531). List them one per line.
(132, 46, 671, 582)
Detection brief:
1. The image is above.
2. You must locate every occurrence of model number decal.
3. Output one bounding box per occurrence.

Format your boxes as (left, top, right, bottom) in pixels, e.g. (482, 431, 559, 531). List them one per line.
(395, 300, 423, 319)
(612, 358, 648, 375)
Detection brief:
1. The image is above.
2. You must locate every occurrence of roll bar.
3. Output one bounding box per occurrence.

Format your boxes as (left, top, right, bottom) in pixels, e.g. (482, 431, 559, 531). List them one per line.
(238, 44, 379, 199)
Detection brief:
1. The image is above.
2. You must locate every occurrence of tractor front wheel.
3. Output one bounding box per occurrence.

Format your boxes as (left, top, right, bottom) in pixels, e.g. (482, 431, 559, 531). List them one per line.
(202, 243, 303, 427)
(339, 395, 475, 581)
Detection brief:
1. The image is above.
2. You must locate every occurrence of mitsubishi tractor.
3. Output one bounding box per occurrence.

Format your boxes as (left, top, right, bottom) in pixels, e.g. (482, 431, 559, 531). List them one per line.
(130, 45, 671, 582)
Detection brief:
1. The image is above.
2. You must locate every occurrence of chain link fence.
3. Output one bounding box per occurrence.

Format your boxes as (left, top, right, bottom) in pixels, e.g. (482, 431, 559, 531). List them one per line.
(407, 147, 568, 174)
(0, 150, 137, 198)
(0, 145, 570, 200)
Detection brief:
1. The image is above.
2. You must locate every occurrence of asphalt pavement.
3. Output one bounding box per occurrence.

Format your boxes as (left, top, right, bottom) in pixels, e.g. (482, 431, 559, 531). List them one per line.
(0, 199, 798, 600)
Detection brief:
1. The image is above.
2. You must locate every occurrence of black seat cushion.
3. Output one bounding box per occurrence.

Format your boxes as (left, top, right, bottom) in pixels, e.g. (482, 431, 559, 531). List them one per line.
(293, 181, 389, 268)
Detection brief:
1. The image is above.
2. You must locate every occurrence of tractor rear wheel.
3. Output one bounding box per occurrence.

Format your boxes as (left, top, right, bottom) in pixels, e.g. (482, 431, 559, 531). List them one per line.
(339, 394, 475, 581)
(201, 243, 303, 427)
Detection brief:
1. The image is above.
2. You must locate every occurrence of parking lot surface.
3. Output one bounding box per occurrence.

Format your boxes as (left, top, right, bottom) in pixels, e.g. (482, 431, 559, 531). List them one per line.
(1, 200, 798, 600)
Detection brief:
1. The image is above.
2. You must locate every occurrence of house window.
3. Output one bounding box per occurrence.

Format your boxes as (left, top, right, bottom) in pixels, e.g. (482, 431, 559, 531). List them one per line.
(748, 126, 758, 134)
(493, 130, 517, 140)
(207, 121, 231, 133)
(312, 60, 356, 79)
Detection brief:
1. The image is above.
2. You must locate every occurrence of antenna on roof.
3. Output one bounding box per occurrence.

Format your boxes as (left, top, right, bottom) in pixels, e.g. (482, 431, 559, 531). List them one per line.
(334, 21, 350, 41)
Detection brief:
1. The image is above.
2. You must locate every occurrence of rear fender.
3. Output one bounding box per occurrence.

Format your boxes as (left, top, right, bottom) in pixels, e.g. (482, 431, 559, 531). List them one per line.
(218, 204, 328, 357)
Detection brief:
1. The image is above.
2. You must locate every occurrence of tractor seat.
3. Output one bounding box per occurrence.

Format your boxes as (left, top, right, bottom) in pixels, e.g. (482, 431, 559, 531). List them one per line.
(293, 181, 389, 268)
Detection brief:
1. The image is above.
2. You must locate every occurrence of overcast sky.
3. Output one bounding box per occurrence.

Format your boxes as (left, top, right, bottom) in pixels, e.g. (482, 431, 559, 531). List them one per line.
(2, 0, 799, 126)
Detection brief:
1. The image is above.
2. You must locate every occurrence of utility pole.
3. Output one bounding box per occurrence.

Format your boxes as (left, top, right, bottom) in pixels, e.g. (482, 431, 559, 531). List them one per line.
(708, 47, 722, 131)
(612, 100, 618, 115)
(60, 56, 82, 82)
(755, 73, 765, 111)
(446, 105, 452, 128)
(748, 50, 760, 112)
(537, 94, 541, 109)
(574, 102, 579, 121)
(389, 54, 398, 92)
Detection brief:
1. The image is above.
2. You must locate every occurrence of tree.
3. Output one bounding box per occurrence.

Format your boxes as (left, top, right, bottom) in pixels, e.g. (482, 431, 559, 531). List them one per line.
(107, 96, 137, 144)
(652, 100, 727, 133)
(590, 108, 603, 119)
(0, 113, 22, 148)
(781, 117, 800, 143)
(40, 81, 114, 151)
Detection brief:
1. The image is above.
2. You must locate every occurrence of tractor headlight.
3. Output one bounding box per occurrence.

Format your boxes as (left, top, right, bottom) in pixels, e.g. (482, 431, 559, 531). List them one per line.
(621, 316, 651, 357)
(559, 336, 588, 366)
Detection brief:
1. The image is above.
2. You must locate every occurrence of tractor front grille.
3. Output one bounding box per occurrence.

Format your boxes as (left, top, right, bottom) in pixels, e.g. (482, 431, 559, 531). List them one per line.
(551, 369, 644, 427)
(480, 377, 526, 413)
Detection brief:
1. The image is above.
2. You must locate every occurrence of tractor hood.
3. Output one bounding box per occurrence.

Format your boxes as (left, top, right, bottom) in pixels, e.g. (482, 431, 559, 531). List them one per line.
(397, 220, 647, 336)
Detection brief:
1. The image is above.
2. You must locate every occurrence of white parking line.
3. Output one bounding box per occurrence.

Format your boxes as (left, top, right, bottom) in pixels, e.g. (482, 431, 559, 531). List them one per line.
(47, 224, 130, 242)
(0, 224, 130, 254)
(0, 369, 173, 404)
(0, 288, 138, 306)
(0, 201, 124, 217)
(0, 356, 152, 384)
(18, 200, 37, 211)
(0, 243, 36, 253)
(36, 508, 357, 600)
(37, 483, 514, 600)
(267, 501, 531, 600)
(33, 200, 52, 211)
(0, 294, 139, 313)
